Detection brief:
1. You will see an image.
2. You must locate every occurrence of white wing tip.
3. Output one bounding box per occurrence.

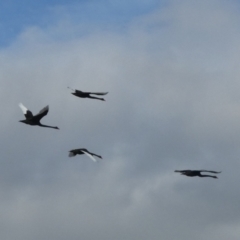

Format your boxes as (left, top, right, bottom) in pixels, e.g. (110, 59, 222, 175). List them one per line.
(19, 103, 28, 113)
(82, 151, 97, 162)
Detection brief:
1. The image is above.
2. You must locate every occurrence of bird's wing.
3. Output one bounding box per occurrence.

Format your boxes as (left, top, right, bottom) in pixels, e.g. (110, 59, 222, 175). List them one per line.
(90, 92, 108, 95)
(75, 89, 84, 94)
(34, 106, 49, 121)
(200, 170, 221, 174)
(82, 150, 97, 162)
(174, 170, 191, 173)
(19, 103, 33, 119)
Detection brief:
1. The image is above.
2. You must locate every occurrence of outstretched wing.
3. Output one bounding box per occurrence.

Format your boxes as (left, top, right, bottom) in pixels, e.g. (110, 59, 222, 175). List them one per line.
(200, 170, 221, 174)
(34, 106, 49, 121)
(19, 103, 33, 119)
(90, 92, 108, 95)
(75, 89, 84, 94)
(174, 170, 191, 173)
(82, 150, 97, 162)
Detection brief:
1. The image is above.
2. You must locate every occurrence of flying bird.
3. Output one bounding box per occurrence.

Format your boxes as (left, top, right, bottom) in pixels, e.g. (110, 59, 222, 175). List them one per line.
(68, 87, 108, 101)
(19, 103, 59, 130)
(69, 148, 102, 162)
(174, 170, 221, 179)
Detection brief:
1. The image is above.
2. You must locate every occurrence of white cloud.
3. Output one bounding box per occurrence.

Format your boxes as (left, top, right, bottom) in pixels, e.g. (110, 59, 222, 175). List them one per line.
(0, 0, 240, 239)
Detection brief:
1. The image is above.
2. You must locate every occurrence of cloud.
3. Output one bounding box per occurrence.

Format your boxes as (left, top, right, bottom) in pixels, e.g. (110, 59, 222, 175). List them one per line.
(0, 0, 240, 239)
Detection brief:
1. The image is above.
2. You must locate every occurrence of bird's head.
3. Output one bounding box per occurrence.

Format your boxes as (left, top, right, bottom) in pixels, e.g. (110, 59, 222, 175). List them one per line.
(19, 120, 27, 124)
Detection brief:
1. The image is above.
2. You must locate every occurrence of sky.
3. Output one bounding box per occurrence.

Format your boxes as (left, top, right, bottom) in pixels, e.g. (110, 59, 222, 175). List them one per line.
(1, 0, 240, 239)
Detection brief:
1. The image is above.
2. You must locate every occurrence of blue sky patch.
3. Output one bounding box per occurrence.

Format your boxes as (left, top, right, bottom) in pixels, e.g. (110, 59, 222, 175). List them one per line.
(0, 0, 161, 46)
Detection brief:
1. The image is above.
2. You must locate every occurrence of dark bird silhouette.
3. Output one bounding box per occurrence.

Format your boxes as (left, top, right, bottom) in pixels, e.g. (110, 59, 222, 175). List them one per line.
(174, 170, 221, 179)
(69, 148, 102, 162)
(19, 103, 59, 130)
(68, 87, 108, 101)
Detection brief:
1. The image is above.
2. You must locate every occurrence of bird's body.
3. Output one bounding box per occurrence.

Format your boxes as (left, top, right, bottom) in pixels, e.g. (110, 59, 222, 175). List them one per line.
(68, 87, 108, 101)
(69, 148, 102, 162)
(175, 170, 221, 179)
(19, 103, 59, 130)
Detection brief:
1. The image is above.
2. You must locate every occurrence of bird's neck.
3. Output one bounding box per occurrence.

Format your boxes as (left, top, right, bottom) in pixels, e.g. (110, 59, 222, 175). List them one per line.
(39, 123, 59, 129)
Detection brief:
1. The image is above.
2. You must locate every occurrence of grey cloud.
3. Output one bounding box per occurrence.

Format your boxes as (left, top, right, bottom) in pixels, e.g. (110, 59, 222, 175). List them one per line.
(0, 0, 240, 239)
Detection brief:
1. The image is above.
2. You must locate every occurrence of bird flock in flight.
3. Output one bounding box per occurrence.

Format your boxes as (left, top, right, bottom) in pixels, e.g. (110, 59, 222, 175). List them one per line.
(19, 87, 107, 162)
(18, 87, 221, 178)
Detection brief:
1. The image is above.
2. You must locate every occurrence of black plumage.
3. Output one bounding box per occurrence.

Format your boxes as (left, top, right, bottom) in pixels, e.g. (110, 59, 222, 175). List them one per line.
(68, 87, 108, 101)
(19, 103, 59, 130)
(69, 148, 102, 162)
(174, 170, 221, 179)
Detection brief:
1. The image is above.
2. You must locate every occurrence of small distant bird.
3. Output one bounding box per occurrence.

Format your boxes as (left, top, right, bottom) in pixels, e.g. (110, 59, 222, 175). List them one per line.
(69, 148, 102, 162)
(19, 103, 59, 130)
(68, 87, 108, 101)
(174, 170, 221, 179)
